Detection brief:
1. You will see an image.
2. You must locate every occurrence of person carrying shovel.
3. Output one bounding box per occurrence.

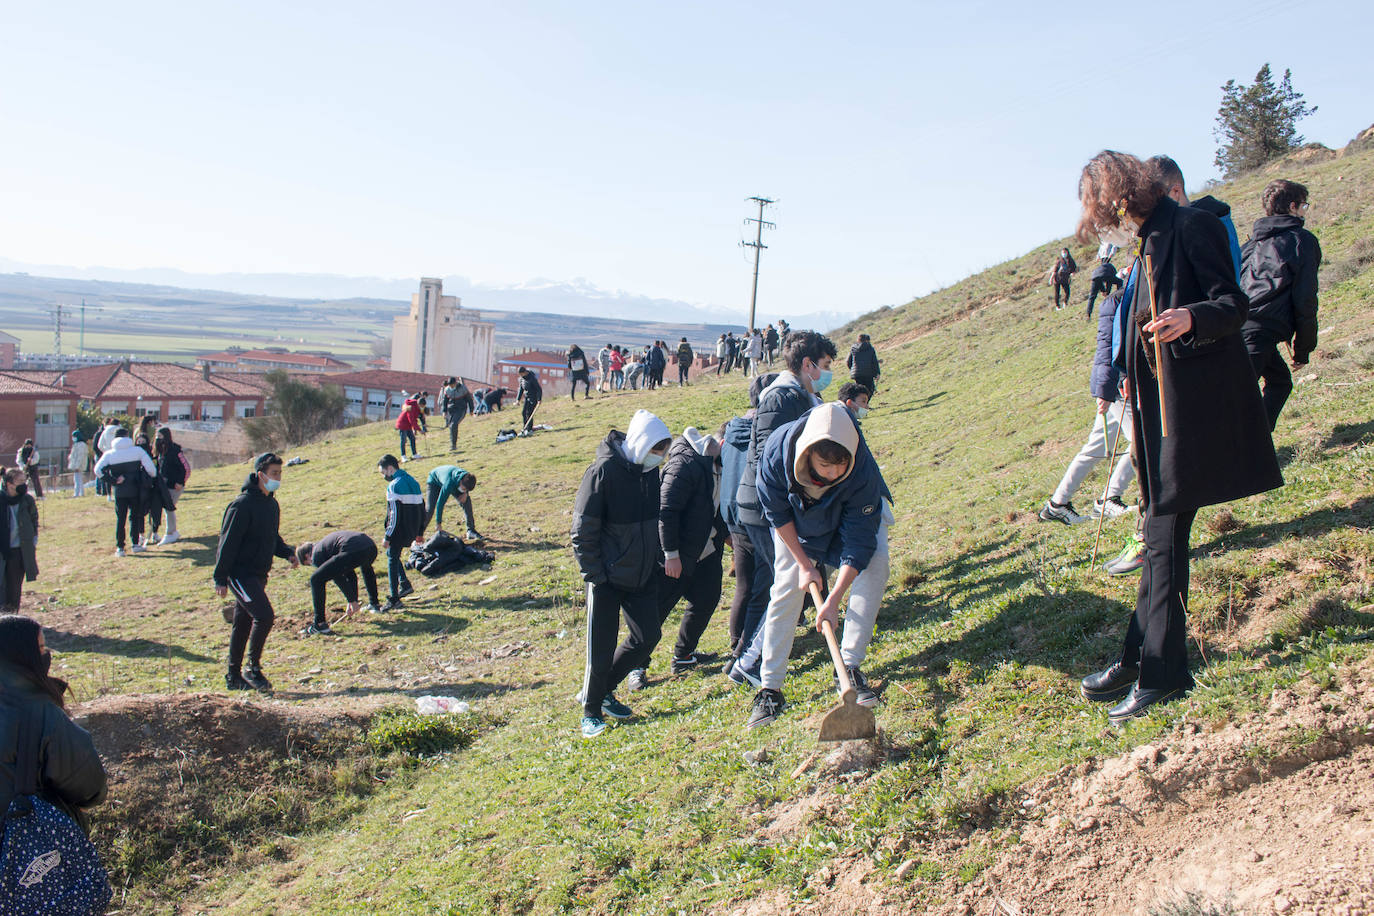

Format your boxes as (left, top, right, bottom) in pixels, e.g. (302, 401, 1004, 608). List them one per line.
(515, 366, 542, 436)
(746, 401, 892, 729)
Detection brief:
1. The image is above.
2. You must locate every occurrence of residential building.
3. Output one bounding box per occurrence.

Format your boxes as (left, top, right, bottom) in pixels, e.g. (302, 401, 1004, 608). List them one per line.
(391, 278, 496, 382)
(0, 372, 79, 480)
(0, 331, 18, 370)
(195, 347, 354, 374)
(494, 350, 572, 396)
(24, 361, 268, 422)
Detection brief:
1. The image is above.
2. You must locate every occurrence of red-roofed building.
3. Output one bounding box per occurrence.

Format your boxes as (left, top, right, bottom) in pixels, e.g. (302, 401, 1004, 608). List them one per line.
(0, 371, 79, 483)
(45, 361, 266, 422)
(494, 350, 573, 396)
(316, 369, 491, 422)
(0, 331, 19, 370)
(195, 347, 354, 374)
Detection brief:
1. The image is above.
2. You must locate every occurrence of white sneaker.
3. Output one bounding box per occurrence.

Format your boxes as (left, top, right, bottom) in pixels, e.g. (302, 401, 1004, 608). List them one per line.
(115, 548, 126, 557)
(159, 531, 180, 545)
(131, 544, 147, 553)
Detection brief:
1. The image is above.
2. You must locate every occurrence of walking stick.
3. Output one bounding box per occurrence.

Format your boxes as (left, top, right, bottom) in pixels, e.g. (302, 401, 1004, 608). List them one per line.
(1090, 407, 1126, 568)
(1143, 254, 1168, 437)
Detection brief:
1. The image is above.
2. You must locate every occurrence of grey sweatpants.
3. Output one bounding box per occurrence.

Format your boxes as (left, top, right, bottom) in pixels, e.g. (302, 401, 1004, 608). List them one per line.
(1052, 401, 1135, 505)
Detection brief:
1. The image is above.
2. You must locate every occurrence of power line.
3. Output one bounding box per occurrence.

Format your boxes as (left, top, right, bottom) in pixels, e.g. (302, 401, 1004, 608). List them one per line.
(740, 196, 776, 331)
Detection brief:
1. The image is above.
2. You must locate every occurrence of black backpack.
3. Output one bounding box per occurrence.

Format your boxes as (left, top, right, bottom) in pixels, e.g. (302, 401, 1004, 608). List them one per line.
(0, 710, 112, 915)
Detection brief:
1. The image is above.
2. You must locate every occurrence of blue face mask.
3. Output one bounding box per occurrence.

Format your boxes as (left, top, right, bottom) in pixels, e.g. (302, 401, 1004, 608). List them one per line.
(814, 368, 833, 392)
(853, 405, 870, 419)
(262, 476, 281, 492)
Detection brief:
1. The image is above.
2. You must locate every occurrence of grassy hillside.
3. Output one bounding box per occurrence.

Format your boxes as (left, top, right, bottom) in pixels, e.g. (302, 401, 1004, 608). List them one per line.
(28, 140, 1374, 915)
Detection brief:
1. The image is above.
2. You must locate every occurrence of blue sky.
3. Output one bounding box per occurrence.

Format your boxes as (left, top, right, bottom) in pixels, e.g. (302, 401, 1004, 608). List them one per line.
(1, 0, 1369, 321)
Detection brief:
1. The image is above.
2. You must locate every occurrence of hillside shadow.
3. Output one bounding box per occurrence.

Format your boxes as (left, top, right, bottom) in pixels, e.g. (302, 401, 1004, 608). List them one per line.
(1325, 419, 1374, 451)
(44, 629, 216, 664)
(270, 677, 553, 703)
(1193, 495, 1374, 554)
(368, 609, 471, 637)
(879, 390, 948, 415)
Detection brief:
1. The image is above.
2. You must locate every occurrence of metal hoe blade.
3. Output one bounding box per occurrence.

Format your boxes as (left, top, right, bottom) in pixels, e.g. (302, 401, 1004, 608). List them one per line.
(810, 582, 877, 742)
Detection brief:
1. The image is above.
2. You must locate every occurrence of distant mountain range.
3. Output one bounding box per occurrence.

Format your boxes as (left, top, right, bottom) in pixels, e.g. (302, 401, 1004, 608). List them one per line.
(0, 258, 858, 331)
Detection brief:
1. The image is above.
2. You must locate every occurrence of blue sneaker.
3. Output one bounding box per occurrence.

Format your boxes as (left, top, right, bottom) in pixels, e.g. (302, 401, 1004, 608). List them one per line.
(580, 716, 607, 739)
(600, 694, 633, 720)
(727, 658, 762, 689)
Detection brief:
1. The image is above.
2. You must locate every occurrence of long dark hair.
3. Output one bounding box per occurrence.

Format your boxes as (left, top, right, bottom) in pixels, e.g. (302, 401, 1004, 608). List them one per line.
(154, 426, 174, 458)
(19, 440, 34, 465)
(0, 615, 68, 708)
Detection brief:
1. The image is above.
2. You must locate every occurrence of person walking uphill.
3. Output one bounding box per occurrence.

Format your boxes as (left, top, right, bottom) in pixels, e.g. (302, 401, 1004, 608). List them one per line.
(419, 465, 481, 542)
(567, 345, 592, 399)
(0, 467, 40, 612)
(1086, 258, 1123, 318)
(1050, 247, 1078, 310)
(295, 531, 381, 636)
(1074, 150, 1281, 725)
(67, 430, 89, 497)
(571, 408, 672, 739)
(747, 402, 893, 728)
(0, 613, 110, 910)
(846, 333, 881, 395)
(1240, 179, 1322, 431)
(377, 455, 423, 611)
(441, 377, 476, 451)
(212, 453, 299, 693)
(93, 431, 156, 556)
(516, 366, 542, 435)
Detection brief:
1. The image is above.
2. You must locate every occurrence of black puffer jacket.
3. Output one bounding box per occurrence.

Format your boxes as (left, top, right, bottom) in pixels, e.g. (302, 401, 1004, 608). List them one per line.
(658, 436, 725, 576)
(735, 374, 815, 528)
(847, 341, 880, 377)
(212, 474, 294, 587)
(0, 665, 107, 833)
(571, 431, 662, 589)
(1240, 214, 1322, 361)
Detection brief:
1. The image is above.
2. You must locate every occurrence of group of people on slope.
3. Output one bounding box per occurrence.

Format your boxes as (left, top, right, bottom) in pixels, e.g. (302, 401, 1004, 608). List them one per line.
(210, 451, 485, 685)
(1041, 155, 1322, 585)
(571, 329, 891, 738)
(714, 323, 784, 377)
(89, 418, 190, 556)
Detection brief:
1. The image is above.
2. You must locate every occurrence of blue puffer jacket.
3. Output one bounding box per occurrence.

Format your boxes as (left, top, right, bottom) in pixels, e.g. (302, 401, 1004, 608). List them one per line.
(1090, 290, 1123, 401)
(756, 407, 885, 572)
(719, 415, 752, 532)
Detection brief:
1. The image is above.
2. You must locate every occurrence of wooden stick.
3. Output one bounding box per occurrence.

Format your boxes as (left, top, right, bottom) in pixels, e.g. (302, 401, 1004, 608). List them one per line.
(1090, 408, 1125, 568)
(1142, 254, 1168, 437)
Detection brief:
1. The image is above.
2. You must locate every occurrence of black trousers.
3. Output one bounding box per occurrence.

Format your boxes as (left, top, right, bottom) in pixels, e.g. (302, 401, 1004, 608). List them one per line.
(421, 480, 476, 537)
(114, 495, 144, 548)
(677, 364, 690, 384)
(1055, 280, 1071, 307)
(1247, 342, 1293, 432)
(24, 465, 42, 498)
(582, 579, 659, 717)
(851, 373, 877, 395)
(310, 545, 379, 624)
(385, 538, 412, 601)
(570, 371, 590, 398)
(227, 576, 274, 671)
(1118, 508, 1197, 691)
(740, 521, 776, 651)
(521, 398, 539, 433)
(1, 549, 25, 612)
(653, 548, 723, 663)
(725, 528, 756, 655)
(1086, 278, 1120, 317)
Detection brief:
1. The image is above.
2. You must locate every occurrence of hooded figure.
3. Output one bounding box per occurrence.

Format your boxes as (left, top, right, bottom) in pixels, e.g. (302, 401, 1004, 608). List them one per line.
(571, 409, 672, 738)
(93, 434, 157, 553)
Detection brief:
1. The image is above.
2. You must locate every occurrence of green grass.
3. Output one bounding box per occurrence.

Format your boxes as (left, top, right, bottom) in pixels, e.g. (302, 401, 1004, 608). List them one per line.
(29, 143, 1374, 914)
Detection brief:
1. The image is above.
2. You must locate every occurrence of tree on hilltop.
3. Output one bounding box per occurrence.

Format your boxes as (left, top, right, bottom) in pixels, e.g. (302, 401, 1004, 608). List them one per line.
(1213, 64, 1316, 178)
(244, 370, 347, 451)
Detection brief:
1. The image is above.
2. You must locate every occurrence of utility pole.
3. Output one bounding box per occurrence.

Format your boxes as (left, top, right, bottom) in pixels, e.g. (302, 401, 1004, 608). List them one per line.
(741, 196, 775, 331)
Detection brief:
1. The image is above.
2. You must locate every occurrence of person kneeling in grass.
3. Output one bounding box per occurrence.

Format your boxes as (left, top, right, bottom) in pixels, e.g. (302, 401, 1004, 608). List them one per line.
(748, 402, 892, 729)
(570, 408, 672, 739)
(296, 531, 382, 636)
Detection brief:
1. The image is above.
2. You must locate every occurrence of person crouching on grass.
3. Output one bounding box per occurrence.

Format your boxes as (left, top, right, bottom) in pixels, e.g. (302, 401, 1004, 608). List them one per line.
(748, 402, 892, 728)
(571, 408, 672, 739)
(296, 530, 382, 636)
(212, 452, 299, 693)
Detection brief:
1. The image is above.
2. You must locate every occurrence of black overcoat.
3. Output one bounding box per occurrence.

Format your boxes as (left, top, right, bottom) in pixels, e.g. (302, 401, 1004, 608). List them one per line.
(1126, 197, 1283, 515)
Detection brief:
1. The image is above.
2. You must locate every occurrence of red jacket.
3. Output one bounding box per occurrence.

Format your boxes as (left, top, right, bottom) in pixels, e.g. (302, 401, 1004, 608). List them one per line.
(395, 399, 423, 431)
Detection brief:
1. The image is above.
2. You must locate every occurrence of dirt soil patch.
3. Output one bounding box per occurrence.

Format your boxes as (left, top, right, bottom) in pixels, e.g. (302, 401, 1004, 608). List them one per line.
(723, 657, 1374, 916)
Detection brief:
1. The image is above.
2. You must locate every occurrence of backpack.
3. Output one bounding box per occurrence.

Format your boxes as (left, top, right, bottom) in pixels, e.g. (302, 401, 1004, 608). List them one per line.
(0, 711, 112, 916)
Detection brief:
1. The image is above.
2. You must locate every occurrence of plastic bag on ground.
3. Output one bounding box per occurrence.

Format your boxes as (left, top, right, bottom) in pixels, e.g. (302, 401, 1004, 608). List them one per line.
(415, 696, 471, 715)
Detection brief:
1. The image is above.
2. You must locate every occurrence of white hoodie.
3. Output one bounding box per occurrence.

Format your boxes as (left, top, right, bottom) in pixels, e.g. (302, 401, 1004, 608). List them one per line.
(620, 409, 672, 467)
(93, 436, 157, 479)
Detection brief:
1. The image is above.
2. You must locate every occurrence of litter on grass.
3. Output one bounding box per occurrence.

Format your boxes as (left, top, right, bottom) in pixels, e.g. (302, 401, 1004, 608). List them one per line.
(415, 696, 471, 715)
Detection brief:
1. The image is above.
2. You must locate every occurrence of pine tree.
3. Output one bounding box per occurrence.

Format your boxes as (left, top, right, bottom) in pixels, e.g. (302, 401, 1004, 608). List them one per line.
(1213, 64, 1316, 178)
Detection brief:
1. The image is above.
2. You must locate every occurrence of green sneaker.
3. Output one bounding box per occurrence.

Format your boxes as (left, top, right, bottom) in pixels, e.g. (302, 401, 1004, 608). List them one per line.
(1104, 535, 1145, 575)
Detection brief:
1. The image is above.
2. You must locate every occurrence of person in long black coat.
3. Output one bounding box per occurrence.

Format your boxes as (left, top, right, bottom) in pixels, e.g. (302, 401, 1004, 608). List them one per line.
(1074, 150, 1282, 725)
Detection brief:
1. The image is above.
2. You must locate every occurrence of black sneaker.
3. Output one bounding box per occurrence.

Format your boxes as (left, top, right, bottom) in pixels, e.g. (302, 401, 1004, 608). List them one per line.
(1039, 500, 1088, 525)
(242, 667, 273, 693)
(397, 582, 415, 599)
(727, 658, 762, 689)
(670, 651, 716, 675)
(381, 598, 404, 612)
(600, 693, 633, 720)
(836, 666, 879, 707)
(747, 688, 786, 728)
(626, 668, 649, 692)
(302, 622, 336, 637)
(226, 670, 251, 691)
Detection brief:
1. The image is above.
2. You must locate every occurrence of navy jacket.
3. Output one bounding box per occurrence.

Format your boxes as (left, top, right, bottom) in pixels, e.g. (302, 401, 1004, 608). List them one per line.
(1090, 290, 1124, 401)
(658, 437, 725, 575)
(719, 415, 752, 532)
(735, 374, 815, 528)
(756, 409, 885, 572)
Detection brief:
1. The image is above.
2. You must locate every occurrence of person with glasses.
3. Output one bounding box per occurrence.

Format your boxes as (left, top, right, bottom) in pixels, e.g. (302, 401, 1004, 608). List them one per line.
(1240, 179, 1322, 430)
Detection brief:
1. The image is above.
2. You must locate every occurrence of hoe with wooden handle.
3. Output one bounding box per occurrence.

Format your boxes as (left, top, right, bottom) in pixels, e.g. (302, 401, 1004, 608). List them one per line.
(808, 582, 877, 742)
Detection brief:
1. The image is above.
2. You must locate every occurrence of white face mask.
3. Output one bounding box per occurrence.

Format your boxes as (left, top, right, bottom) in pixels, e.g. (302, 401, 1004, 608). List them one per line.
(641, 452, 664, 471)
(1099, 218, 1139, 249)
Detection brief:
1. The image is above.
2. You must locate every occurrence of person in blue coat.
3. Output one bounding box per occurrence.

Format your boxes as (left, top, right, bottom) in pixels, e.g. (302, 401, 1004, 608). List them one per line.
(745, 402, 892, 728)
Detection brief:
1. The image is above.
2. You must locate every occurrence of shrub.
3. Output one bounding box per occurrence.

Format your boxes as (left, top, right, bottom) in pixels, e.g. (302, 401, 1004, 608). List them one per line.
(365, 708, 497, 757)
